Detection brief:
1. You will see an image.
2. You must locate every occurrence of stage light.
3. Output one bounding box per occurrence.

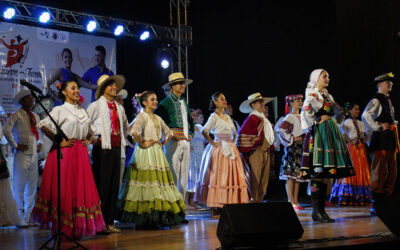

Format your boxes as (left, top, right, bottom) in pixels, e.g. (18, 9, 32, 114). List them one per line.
(161, 59, 170, 69)
(3, 7, 15, 20)
(114, 25, 124, 36)
(86, 20, 97, 32)
(140, 31, 150, 41)
(39, 11, 50, 23)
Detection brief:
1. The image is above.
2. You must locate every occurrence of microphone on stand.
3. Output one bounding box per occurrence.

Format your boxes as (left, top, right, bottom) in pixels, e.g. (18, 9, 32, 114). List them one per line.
(20, 79, 43, 95)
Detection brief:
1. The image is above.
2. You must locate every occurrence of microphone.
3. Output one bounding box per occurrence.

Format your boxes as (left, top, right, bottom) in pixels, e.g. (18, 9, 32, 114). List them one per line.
(20, 79, 43, 95)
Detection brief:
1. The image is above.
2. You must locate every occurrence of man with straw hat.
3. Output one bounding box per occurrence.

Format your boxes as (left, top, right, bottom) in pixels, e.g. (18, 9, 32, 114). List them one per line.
(87, 74, 128, 233)
(362, 72, 399, 216)
(237, 92, 274, 202)
(3, 89, 42, 227)
(155, 72, 195, 202)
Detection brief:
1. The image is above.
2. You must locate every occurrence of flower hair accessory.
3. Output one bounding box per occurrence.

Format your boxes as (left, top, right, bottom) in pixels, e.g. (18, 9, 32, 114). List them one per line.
(56, 82, 62, 90)
(134, 91, 148, 104)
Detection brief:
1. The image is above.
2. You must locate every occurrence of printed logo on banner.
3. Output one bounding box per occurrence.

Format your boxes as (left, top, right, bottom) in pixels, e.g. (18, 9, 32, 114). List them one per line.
(0, 35, 29, 68)
(37, 28, 69, 43)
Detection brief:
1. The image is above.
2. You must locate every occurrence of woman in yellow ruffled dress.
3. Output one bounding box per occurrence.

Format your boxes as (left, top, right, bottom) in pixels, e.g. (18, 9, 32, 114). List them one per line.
(117, 91, 186, 228)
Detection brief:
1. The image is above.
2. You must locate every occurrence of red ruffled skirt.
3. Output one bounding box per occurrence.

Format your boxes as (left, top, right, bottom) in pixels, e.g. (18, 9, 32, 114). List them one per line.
(30, 141, 106, 238)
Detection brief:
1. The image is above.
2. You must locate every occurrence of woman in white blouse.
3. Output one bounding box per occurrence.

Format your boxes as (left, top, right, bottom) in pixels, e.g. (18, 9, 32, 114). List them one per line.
(117, 91, 186, 228)
(30, 80, 106, 238)
(194, 92, 248, 215)
(330, 102, 371, 206)
(278, 94, 307, 211)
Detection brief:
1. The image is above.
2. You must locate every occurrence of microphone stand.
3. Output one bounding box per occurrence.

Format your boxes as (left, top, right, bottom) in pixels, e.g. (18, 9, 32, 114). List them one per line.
(30, 90, 87, 250)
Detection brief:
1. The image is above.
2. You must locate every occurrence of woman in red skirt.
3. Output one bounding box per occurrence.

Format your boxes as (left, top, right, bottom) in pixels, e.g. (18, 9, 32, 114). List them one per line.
(30, 80, 106, 238)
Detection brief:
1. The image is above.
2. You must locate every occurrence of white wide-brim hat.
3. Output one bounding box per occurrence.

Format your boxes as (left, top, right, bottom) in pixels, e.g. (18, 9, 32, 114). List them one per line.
(117, 89, 128, 99)
(161, 72, 193, 90)
(95, 74, 125, 100)
(239, 92, 273, 113)
(13, 89, 32, 105)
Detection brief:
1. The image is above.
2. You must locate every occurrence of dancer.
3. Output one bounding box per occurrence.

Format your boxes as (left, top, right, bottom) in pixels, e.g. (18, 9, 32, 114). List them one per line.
(195, 92, 249, 211)
(118, 91, 186, 228)
(0, 121, 21, 227)
(82, 45, 114, 101)
(187, 109, 206, 208)
(155, 72, 195, 199)
(30, 80, 106, 238)
(329, 102, 371, 206)
(278, 94, 307, 210)
(45, 48, 97, 98)
(87, 74, 128, 233)
(3, 90, 42, 227)
(362, 72, 398, 215)
(300, 69, 354, 223)
(237, 93, 274, 202)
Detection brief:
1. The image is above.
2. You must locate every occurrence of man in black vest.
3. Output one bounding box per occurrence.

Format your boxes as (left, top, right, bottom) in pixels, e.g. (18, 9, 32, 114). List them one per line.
(362, 72, 399, 215)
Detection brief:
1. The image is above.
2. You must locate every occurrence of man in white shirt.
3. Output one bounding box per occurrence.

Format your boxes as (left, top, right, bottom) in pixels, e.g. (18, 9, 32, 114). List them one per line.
(3, 90, 42, 227)
(87, 74, 127, 233)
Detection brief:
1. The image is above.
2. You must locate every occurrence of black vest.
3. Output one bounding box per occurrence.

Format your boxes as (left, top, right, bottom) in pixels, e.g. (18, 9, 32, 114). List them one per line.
(369, 93, 396, 151)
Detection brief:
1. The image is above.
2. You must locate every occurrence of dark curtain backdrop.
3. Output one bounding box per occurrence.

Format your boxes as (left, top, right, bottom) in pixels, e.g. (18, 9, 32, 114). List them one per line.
(26, 0, 400, 123)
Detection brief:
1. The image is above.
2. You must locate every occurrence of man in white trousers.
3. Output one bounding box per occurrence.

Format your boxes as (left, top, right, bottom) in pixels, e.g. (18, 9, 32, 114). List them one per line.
(155, 72, 195, 206)
(3, 90, 42, 227)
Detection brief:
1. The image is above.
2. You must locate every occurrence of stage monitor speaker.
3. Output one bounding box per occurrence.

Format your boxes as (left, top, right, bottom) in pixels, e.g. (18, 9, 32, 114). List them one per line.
(217, 202, 304, 248)
(375, 198, 400, 237)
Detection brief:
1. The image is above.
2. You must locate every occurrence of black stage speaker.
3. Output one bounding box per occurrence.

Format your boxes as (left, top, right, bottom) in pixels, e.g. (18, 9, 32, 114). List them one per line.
(217, 202, 304, 248)
(375, 198, 400, 237)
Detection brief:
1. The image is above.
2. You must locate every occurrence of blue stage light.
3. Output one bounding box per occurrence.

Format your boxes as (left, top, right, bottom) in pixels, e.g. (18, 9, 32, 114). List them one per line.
(114, 25, 124, 36)
(86, 20, 97, 32)
(140, 31, 150, 41)
(39, 11, 50, 23)
(161, 59, 170, 69)
(3, 7, 16, 20)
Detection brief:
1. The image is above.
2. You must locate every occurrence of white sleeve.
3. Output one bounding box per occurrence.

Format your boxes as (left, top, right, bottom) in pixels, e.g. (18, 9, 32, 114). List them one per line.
(3, 112, 19, 148)
(278, 115, 295, 147)
(37, 107, 61, 135)
(202, 113, 217, 134)
(301, 92, 321, 131)
(132, 113, 145, 136)
(362, 98, 382, 132)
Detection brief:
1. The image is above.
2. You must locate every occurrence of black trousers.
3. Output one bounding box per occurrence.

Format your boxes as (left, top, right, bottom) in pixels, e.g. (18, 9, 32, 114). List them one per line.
(92, 145, 121, 226)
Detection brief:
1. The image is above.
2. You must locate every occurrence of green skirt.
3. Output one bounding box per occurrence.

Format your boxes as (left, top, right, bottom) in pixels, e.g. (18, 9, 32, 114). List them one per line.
(117, 143, 186, 226)
(300, 118, 355, 179)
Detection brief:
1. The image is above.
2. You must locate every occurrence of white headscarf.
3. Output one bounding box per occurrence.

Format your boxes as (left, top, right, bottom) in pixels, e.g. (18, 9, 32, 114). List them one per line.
(305, 69, 325, 96)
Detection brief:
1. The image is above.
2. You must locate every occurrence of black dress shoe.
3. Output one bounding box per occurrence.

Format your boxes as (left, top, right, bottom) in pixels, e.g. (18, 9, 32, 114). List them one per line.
(322, 212, 335, 223)
(312, 211, 329, 223)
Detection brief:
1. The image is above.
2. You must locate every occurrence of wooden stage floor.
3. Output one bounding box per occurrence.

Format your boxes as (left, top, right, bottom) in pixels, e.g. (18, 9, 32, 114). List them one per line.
(1, 205, 399, 250)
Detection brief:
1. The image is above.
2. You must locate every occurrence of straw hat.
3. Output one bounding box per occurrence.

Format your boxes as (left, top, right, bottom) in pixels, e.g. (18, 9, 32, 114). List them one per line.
(117, 89, 128, 99)
(239, 92, 273, 113)
(13, 89, 32, 105)
(161, 72, 193, 89)
(94, 74, 125, 100)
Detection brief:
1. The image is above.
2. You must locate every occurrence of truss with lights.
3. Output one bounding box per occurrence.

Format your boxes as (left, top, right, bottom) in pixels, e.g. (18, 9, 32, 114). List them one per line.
(1, 0, 192, 46)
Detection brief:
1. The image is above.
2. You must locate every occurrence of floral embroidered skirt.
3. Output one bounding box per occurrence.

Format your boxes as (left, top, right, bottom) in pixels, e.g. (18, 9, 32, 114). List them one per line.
(300, 118, 355, 180)
(30, 141, 106, 238)
(117, 143, 186, 227)
(330, 142, 371, 205)
(279, 139, 308, 182)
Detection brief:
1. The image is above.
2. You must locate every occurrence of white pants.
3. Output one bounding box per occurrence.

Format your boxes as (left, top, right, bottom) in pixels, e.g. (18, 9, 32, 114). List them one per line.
(13, 151, 38, 222)
(165, 139, 190, 198)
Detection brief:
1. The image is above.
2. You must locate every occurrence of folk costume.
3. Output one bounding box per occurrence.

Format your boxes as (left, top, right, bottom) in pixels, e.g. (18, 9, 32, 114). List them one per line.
(300, 69, 354, 223)
(117, 111, 186, 227)
(154, 72, 195, 198)
(194, 113, 249, 207)
(3, 90, 41, 226)
(237, 93, 274, 202)
(87, 74, 128, 230)
(362, 72, 399, 214)
(330, 117, 371, 206)
(30, 102, 106, 238)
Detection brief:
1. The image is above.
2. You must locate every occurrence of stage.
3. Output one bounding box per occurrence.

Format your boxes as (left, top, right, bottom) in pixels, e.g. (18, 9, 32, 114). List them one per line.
(1, 205, 399, 249)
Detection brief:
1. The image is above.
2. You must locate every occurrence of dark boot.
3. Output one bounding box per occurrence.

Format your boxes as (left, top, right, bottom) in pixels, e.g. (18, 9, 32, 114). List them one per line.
(319, 183, 335, 223)
(311, 181, 328, 223)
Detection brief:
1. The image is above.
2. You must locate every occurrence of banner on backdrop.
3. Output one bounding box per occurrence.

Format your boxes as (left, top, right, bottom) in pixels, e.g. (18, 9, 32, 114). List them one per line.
(0, 21, 116, 114)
